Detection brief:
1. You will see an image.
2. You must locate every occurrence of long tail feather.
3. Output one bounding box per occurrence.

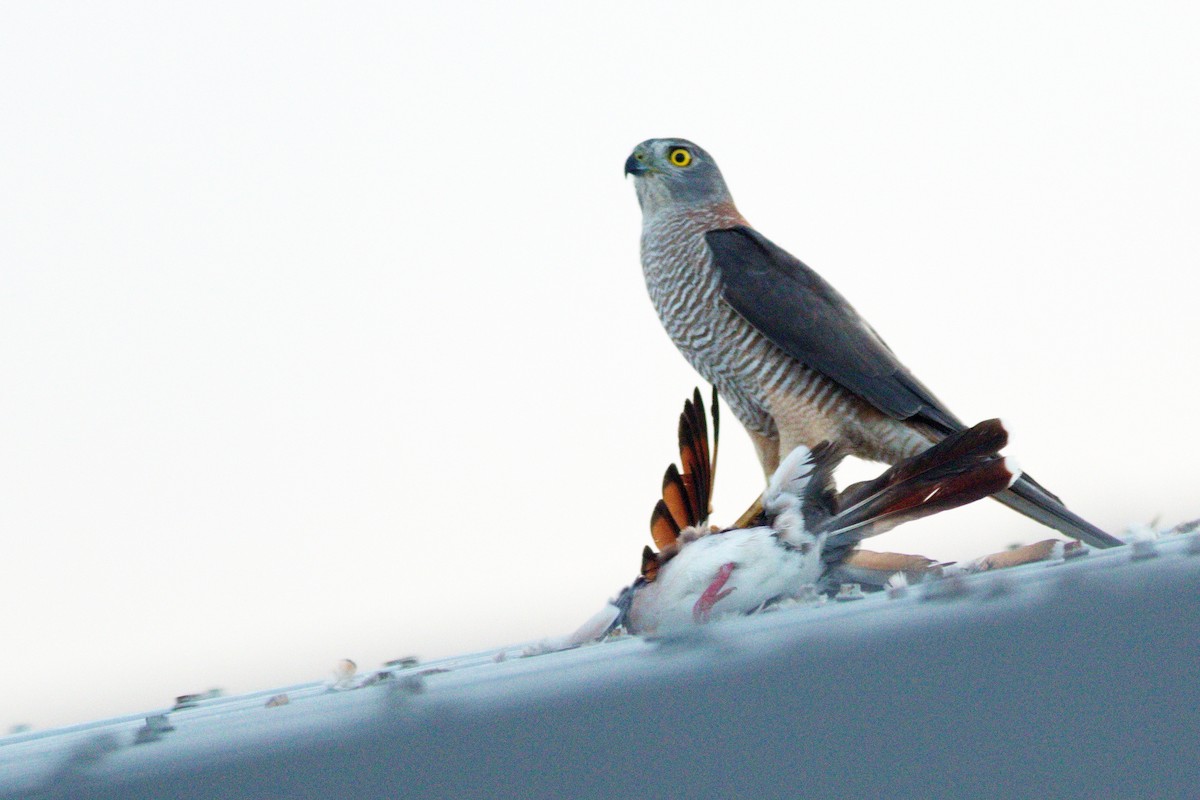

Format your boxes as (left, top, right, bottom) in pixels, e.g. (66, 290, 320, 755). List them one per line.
(650, 499, 682, 552)
(677, 394, 707, 522)
(993, 476, 1124, 548)
(820, 420, 1021, 564)
(647, 387, 722, 550)
(709, 385, 719, 517)
(822, 456, 1019, 564)
(660, 464, 692, 532)
(836, 419, 1008, 512)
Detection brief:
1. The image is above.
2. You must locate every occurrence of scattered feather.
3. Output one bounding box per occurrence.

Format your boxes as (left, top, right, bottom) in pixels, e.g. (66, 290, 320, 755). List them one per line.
(885, 572, 909, 600)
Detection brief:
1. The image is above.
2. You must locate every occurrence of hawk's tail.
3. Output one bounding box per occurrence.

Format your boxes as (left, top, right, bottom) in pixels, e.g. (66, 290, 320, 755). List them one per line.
(992, 476, 1124, 548)
(820, 419, 1021, 564)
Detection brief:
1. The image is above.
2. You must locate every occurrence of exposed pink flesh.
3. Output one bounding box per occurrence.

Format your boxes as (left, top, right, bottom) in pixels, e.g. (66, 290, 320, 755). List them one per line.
(693, 561, 737, 623)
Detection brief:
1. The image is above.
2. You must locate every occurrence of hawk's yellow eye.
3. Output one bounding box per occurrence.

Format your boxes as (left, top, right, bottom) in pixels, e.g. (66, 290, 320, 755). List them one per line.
(668, 148, 692, 167)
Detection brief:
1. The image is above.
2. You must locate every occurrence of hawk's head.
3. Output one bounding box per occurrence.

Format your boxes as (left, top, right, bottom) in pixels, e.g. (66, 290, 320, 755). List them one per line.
(625, 138, 732, 214)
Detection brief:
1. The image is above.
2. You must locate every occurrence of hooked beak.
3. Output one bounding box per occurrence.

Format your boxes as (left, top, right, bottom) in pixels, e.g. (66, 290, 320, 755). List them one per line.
(624, 152, 648, 177)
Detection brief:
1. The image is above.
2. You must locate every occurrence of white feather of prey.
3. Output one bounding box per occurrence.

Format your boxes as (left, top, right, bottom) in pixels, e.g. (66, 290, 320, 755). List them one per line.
(763, 445, 817, 520)
(761, 445, 826, 554)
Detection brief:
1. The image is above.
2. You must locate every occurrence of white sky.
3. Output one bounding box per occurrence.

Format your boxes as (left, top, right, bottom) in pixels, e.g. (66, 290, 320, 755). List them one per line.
(2, 1, 1198, 730)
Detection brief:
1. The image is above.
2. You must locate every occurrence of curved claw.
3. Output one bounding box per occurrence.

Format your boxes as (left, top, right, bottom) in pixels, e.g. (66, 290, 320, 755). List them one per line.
(693, 562, 737, 623)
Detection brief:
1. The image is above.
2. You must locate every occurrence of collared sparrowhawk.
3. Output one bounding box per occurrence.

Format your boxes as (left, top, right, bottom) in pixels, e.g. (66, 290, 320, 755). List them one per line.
(624, 397, 1018, 634)
(624, 137, 1122, 549)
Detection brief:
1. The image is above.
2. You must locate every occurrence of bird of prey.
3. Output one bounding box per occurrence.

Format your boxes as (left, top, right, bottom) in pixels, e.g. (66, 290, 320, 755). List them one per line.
(625, 138, 1122, 548)
(616, 391, 1018, 634)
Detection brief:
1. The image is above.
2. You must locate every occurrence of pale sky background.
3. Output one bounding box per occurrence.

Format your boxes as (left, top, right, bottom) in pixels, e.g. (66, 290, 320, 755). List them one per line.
(2, 2, 1198, 730)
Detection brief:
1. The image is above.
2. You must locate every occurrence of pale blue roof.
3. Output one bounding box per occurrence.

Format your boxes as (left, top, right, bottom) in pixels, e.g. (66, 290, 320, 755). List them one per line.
(4, 533, 1199, 799)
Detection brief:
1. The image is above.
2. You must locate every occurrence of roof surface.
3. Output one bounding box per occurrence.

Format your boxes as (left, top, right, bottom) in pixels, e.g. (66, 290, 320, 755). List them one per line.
(4, 533, 1199, 800)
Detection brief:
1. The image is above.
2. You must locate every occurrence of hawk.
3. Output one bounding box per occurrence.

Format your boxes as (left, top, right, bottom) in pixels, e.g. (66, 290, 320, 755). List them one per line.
(625, 138, 1122, 549)
(624, 392, 1017, 633)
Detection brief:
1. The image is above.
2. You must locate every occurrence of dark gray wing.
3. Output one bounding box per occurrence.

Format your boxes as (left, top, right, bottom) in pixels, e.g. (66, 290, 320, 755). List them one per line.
(706, 226, 961, 434)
